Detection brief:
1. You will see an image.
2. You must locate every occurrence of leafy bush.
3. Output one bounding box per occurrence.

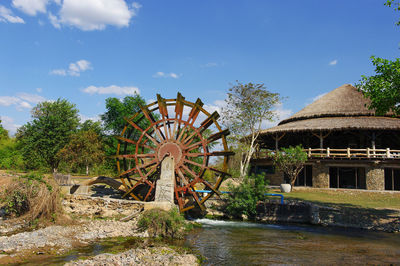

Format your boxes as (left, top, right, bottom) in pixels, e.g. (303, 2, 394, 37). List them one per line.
(0, 173, 61, 224)
(0, 138, 24, 170)
(224, 174, 268, 219)
(137, 208, 192, 239)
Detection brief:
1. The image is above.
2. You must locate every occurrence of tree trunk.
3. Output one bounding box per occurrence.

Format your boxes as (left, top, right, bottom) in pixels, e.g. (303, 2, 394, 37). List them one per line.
(290, 177, 296, 192)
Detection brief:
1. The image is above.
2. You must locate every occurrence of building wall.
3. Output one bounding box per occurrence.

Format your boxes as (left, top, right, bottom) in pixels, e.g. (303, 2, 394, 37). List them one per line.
(312, 162, 329, 188)
(366, 166, 385, 190)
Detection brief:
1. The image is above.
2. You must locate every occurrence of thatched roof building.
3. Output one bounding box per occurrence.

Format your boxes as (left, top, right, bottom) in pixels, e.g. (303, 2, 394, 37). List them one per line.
(256, 84, 400, 149)
(252, 84, 400, 191)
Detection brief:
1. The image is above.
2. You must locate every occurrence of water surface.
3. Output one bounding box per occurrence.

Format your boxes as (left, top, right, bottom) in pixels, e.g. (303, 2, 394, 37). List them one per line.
(188, 219, 400, 265)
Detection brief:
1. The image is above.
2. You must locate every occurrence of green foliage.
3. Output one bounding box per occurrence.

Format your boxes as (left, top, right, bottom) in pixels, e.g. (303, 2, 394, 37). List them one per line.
(385, 0, 400, 25)
(0, 138, 24, 169)
(101, 94, 147, 135)
(357, 56, 400, 116)
(222, 81, 281, 178)
(224, 174, 269, 219)
(100, 94, 151, 174)
(17, 99, 80, 171)
(137, 208, 192, 239)
(0, 120, 9, 140)
(58, 129, 105, 175)
(0, 173, 56, 219)
(272, 145, 308, 189)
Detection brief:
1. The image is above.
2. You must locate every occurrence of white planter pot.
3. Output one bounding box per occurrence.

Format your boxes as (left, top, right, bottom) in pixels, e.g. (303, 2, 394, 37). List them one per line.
(280, 184, 291, 193)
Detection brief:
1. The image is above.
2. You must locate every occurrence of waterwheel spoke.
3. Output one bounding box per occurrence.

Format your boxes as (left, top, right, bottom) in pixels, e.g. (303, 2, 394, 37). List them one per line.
(187, 98, 203, 126)
(122, 179, 143, 199)
(188, 187, 206, 211)
(207, 129, 230, 143)
(157, 94, 171, 140)
(201, 179, 222, 197)
(199, 111, 220, 133)
(116, 136, 156, 151)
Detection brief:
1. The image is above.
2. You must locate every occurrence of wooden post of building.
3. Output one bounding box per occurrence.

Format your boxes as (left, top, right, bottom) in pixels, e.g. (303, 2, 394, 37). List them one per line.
(367, 147, 370, 158)
(372, 132, 376, 157)
(387, 148, 391, 158)
(327, 147, 330, 157)
(347, 147, 350, 158)
(273, 133, 286, 151)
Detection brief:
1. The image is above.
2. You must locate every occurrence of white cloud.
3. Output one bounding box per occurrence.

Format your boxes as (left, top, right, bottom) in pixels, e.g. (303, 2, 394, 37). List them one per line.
(83, 85, 140, 95)
(153, 72, 181, 79)
(17, 93, 46, 104)
(51, 0, 139, 31)
(201, 62, 218, 68)
(0, 93, 47, 111)
(0, 96, 32, 111)
(261, 103, 293, 129)
(79, 114, 101, 122)
(50, 69, 66, 76)
(12, 0, 49, 16)
(312, 92, 327, 102)
(0, 116, 20, 136)
(0, 5, 25, 23)
(50, 59, 92, 77)
(329, 59, 338, 66)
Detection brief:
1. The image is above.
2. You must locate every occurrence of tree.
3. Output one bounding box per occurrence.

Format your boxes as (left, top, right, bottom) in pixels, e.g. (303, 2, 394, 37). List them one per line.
(222, 81, 281, 179)
(17, 99, 79, 172)
(0, 120, 9, 140)
(357, 56, 400, 116)
(272, 145, 308, 191)
(385, 0, 400, 25)
(224, 174, 268, 219)
(100, 94, 155, 174)
(356, 2, 400, 115)
(101, 94, 147, 135)
(58, 129, 105, 175)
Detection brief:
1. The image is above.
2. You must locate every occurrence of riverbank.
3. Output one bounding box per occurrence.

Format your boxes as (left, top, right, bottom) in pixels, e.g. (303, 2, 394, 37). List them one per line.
(0, 194, 198, 265)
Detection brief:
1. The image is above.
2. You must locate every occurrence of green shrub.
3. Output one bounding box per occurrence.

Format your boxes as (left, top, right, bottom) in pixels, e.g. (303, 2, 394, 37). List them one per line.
(138, 208, 192, 239)
(224, 174, 268, 219)
(0, 173, 60, 223)
(0, 138, 24, 170)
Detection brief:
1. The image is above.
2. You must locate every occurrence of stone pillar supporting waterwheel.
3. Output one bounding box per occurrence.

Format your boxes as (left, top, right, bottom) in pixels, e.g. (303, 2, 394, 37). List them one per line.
(116, 93, 234, 212)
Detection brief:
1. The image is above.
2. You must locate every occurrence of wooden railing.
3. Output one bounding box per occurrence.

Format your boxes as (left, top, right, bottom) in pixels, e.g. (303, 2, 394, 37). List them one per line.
(253, 148, 400, 160)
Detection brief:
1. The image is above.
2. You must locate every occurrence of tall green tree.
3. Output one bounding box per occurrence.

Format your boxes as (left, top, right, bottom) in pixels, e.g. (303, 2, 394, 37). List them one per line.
(101, 94, 147, 135)
(100, 94, 151, 174)
(356, 1, 400, 115)
(222, 81, 281, 179)
(17, 99, 79, 172)
(357, 56, 400, 116)
(385, 0, 400, 25)
(0, 119, 9, 140)
(272, 145, 308, 191)
(58, 129, 105, 175)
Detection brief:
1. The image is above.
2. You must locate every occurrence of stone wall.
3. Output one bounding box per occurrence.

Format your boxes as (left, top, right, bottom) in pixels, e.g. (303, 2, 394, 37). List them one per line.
(63, 195, 144, 218)
(366, 166, 385, 190)
(256, 201, 400, 232)
(312, 163, 329, 188)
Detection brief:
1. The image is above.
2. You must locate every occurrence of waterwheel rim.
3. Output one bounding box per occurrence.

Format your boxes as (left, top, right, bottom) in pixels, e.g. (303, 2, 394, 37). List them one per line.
(116, 93, 233, 212)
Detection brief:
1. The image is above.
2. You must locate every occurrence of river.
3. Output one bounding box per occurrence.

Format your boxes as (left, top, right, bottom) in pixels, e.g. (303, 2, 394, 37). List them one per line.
(187, 219, 400, 265)
(18, 219, 400, 265)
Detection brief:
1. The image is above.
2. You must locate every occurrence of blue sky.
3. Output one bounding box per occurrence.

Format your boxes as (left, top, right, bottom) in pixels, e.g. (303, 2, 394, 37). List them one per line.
(1, 0, 399, 135)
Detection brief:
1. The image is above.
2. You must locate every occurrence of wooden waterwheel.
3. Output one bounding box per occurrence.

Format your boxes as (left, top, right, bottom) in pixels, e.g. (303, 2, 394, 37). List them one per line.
(116, 93, 233, 212)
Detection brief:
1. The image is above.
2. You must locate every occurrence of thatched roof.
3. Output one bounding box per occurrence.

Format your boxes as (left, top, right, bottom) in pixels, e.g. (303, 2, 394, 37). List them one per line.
(262, 116, 400, 133)
(260, 84, 400, 135)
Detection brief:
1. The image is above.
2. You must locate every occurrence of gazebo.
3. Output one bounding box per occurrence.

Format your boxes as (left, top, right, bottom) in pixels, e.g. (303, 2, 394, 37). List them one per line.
(251, 84, 400, 191)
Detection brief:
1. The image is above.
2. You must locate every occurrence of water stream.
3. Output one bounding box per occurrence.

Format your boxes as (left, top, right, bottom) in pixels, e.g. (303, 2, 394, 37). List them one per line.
(188, 219, 400, 265)
(14, 220, 400, 265)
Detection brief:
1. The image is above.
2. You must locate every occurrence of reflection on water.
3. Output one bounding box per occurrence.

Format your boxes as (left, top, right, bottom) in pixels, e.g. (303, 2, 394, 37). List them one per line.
(188, 219, 400, 265)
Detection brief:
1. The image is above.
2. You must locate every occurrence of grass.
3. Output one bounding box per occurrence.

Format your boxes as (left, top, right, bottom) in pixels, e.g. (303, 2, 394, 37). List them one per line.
(272, 188, 400, 209)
